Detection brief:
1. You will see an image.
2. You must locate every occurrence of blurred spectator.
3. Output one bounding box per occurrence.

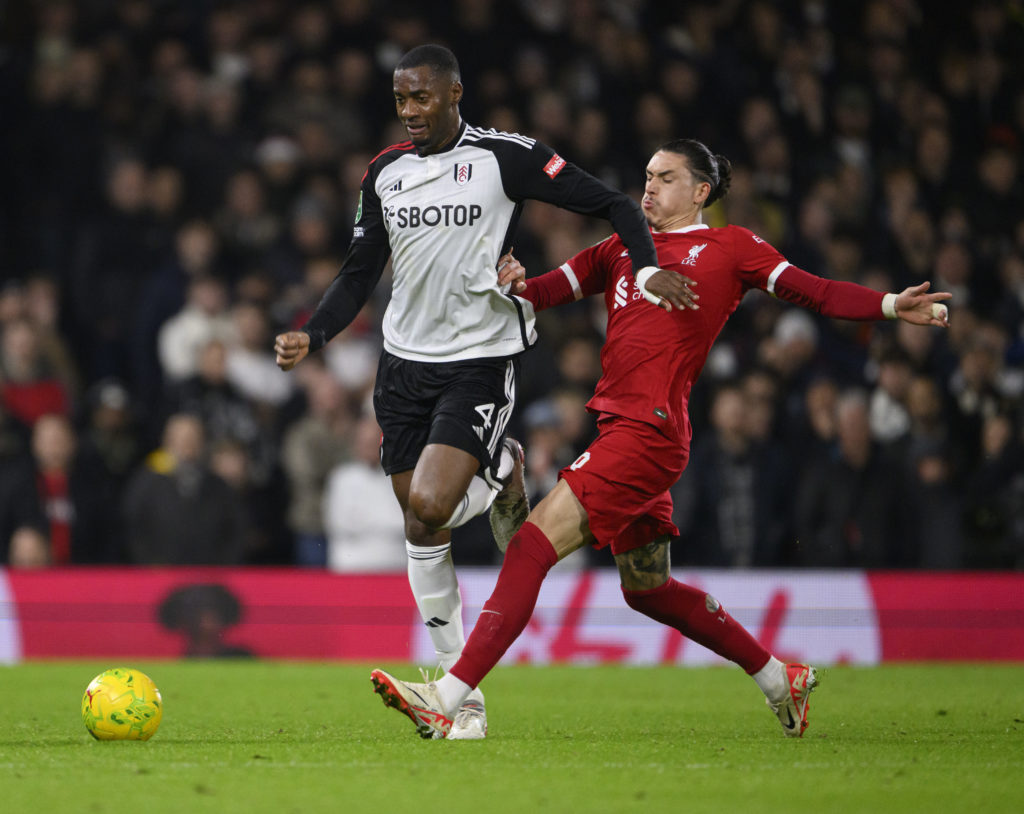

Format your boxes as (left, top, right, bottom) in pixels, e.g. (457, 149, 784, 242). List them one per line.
(68, 156, 162, 382)
(77, 378, 143, 489)
(254, 135, 303, 218)
(281, 366, 354, 565)
(134, 219, 224, 405)
(794, 390, 914, 567)
(19, 274, 80, 399)
(324, 413, 406, 572)
(163, 338, 272, 485)
(947, 327, 1013, 468)
(264, 195, 340, 287)
(8, 528, 51, 569)
(798, 377, 840, 458)
(868, 349, 914, 443)
(30, 413, 120, 564)
(1, 406, 49, 566)
(519, 387, 594, 508)
(122, 413, 246, 564)
(965, 412, 1024, 568)
(214, 169, 281, 276)
(146, 165, 187, 243)
(225, 300, 296, 408)
(157, 276, 235, 385)
(759, 309, 827, 429)
(0, 316, 71, 431)
(322, 306, 381, 396)
(209, 436, 289, 564)
(906, 437, 965, 569)
(673, 383, 791, 567)
(520, 398, 566, 500)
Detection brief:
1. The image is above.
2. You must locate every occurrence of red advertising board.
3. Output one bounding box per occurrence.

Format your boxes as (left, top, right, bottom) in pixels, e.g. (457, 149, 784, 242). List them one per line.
(869, 571, 1024, 661)
(1, 568, 416, 661)
(1, 567, 1022, 664)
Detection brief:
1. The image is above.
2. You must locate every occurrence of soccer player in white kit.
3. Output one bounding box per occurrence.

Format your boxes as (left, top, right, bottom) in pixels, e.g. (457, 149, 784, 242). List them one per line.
(274, 45, 685, 738)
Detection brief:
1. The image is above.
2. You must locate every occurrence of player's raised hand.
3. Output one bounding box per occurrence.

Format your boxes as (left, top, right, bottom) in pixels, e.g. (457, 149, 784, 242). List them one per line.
(893, 282, 952, 327)
(497, 251, 527, 294)
(274, 331, 311, 370)
(639, 267, 699, 312)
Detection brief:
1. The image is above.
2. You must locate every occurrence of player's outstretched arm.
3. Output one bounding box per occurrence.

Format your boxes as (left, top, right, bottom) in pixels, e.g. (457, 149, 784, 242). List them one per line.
(274, 331, 311, 371)
(888, 282, 952, 327)
(771, 264, 952, 326)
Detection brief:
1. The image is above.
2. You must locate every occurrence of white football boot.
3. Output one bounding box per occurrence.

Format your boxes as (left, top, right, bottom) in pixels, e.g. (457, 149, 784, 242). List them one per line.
(766, 663, 819, 737)
(445, 688, 487, 740)
(370, 669, 453, 739)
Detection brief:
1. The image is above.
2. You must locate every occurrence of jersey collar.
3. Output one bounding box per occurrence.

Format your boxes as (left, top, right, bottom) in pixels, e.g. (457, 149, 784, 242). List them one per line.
(655, 223, 710, 235)
(417, 121, 467, 156)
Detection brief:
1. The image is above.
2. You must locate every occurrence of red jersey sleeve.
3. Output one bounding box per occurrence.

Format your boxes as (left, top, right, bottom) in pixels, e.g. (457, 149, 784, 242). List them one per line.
(727, 226, 884, 321)
(728, 225, 792, 290)
(772, 266, 885, 320)
(521, 238, 611, 312)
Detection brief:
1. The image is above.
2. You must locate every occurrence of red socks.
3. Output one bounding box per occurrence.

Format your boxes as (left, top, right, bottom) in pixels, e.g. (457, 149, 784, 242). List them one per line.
(448, 528, 770, 686)
(449, 522, 558, 688)
(622, 579, 770, 674)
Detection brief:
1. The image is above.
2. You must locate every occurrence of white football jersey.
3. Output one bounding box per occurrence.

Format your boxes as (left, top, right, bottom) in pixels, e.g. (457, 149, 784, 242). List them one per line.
(303, 122, 657, 362)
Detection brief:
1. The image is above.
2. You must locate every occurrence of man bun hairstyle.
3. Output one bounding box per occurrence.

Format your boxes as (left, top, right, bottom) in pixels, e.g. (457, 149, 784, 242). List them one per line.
(395, 44, 461, 84)
(658, 139, 732, 207)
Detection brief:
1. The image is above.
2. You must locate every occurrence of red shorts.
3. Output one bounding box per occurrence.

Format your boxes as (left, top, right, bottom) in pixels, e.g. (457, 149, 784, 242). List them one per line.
(559, 415, 689, 555)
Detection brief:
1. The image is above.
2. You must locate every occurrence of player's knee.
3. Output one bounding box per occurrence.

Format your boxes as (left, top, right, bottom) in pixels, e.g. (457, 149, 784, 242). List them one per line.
(621, 585, 646, 612)
(620, 578, 669, 614)
(614, 538, 672, 593)
(408, 488, 455, 531)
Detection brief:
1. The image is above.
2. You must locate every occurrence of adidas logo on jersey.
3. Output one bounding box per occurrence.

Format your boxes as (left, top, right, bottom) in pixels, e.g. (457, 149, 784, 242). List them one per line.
(385, 180, 403, 193)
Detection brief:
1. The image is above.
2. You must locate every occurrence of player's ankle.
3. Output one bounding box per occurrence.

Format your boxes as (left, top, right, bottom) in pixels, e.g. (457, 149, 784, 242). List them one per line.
(752, 656, 788, 703)
(435, 671, 473, 715)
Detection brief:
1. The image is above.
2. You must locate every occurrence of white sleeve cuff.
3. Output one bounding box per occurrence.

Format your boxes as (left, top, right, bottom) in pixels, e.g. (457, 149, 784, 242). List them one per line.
(635, 266, 661, 306)
(881, 292, 899, 320)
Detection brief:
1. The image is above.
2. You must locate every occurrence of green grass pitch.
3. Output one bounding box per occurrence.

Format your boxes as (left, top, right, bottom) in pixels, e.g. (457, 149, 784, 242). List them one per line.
(1, 662, 1021, 813)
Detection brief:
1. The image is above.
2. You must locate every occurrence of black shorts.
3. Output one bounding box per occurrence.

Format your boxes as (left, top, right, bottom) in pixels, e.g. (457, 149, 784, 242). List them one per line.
(373, 350, 519, 481)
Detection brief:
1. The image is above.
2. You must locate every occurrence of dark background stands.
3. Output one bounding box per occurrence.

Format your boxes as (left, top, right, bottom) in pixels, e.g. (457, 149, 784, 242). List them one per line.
(1, 1, 1022, 569)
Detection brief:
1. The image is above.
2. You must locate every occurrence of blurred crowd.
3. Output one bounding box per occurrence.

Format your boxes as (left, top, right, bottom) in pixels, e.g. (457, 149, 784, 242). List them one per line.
(1, 0, 1022, 571)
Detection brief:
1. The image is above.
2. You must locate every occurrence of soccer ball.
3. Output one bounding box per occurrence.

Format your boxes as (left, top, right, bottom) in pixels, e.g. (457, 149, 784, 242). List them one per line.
(82, 667, 163, 741)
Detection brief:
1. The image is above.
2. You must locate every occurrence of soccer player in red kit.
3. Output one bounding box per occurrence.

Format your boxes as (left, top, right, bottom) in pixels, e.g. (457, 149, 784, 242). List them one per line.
(371, 139, 952, 739)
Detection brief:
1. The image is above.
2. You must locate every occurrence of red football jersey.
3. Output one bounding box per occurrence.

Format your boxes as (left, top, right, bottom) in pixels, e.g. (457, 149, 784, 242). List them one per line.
(522, 223, 884, 446)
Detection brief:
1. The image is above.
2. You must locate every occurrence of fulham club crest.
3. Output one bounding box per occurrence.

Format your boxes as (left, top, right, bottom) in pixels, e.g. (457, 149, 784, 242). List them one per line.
(454, 162, 473, 185)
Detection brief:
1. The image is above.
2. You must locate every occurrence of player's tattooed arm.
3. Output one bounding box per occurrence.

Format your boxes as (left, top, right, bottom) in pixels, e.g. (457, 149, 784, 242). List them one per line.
(614, 537, 672, 591)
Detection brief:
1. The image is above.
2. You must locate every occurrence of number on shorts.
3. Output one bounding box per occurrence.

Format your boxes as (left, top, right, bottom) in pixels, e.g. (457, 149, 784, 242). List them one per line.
(474, 403, 495, 430)
(570, 451, 591, 470)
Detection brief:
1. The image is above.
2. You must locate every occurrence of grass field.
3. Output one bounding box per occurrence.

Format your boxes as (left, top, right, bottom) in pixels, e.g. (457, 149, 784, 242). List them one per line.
(1, 662, 1021, 813)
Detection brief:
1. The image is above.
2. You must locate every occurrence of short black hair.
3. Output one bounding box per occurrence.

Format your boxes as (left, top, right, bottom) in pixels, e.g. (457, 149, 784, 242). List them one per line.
(395, 44, 461, 83)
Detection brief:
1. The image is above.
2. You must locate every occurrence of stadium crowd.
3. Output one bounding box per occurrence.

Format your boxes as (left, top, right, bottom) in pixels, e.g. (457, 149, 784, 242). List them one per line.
(1, 0, 1022, 570)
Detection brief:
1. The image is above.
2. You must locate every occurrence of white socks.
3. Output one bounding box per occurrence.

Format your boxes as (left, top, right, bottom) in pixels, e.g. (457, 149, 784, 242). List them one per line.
(410, 453, 520, 709)
(438, 443, 518, 529)
(435, 672, 474, 715)
(439, 475, 498, 529)
(406, 541, 465, 671)
(752, 656, 789, 703)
